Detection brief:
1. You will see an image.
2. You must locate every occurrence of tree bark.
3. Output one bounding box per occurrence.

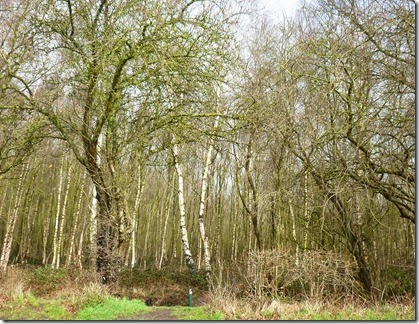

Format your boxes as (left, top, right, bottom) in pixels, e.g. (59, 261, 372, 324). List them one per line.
(55, 163, 72, 269)
(52, 158, 65, 269)
(0, 164, 28, 270)
(197, 116, 218, 280)
(172, 139, 196, 274)
(130, 164, 143, 269)
(66, 172, 86, 267)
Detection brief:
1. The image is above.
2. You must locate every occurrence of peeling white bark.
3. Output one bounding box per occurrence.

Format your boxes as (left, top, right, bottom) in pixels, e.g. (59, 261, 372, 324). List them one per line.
(52, 158, 65, 269)
(172, 138, 196, 273)
(197, 116, 219, 280)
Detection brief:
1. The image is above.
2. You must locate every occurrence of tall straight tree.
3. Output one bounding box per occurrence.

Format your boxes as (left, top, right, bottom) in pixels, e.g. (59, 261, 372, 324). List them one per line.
(172, 138, 196, 274)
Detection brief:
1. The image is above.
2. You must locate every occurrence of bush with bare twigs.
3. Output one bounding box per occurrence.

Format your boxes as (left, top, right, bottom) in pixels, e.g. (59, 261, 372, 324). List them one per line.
(212, 249, 361, 302)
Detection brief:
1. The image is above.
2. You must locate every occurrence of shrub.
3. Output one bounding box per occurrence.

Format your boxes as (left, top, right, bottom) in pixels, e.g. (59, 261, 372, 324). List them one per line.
(116, 266, 208, 306)
(381, 266, 415, 298)
(212, 249, 361, 301)
(0, 266, 29, 300)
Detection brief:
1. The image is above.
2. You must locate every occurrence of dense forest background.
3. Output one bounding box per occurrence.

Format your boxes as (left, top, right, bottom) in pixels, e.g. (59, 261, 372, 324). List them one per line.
(0, 0, 414, 303)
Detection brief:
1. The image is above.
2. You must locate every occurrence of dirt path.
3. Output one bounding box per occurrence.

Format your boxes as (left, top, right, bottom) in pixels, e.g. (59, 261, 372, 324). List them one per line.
(118, 308, 179, 320)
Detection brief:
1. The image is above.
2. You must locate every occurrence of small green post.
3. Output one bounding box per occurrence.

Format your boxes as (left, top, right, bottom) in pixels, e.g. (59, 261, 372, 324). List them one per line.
(188, 288, 192, 307)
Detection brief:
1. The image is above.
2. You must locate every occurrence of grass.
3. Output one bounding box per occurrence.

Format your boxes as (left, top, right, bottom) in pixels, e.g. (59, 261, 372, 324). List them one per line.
(0, 293, 71, 320)
(0, 294, 219, 320)
(75, 297, 150, 320)
(171, 306, 224, 320)
(0, 294, 150, 320)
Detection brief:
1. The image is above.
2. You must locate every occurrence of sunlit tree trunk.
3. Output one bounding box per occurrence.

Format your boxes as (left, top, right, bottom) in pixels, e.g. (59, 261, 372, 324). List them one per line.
(131, 164, 143, 268)
(52, 158, 64, 269)
(172, 139, 196, 274)
(55, 163, 72, 269)
(89, 132, 103, 270)
(197, 116, 219, 280)
(77, 208, 88, 269)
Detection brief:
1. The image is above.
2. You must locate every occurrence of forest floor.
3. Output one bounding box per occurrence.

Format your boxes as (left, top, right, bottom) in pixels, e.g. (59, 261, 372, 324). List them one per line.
(0, 293, 414, 320)
(0, 295, 223, 320)
(118, 308, 178, 320)
(0, 266, 415, 320)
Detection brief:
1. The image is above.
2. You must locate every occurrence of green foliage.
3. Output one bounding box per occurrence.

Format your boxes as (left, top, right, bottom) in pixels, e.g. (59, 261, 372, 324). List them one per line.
(31, 267, 67, 287)
(381, 266, 415, 298)
(75, 297, 149, 320)
(28, 267, 69, 296)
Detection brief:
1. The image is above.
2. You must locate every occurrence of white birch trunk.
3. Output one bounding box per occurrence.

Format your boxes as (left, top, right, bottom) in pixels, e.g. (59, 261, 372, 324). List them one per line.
(197, 116, 218, 279)
(130, 215, 136, 268)
(66, 172, 85, 267)
(0, 164, 27, 270)
(55, 163, 72, 269)
(172, 139, 196, 274)
(158, 173, 175, 270)
(42, 194, 54, 265)
(52, 158, 65, 269)
(89, 132, 103, 269)
(131, 164, 143, 268)
(89, 183, 98, 268)
(303, 171, 311, 251)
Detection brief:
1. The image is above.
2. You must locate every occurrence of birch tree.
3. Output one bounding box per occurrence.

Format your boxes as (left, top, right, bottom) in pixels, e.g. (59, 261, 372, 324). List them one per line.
(197, 116, 219, 280)
(0, 0, 237, 282)
(0, 164, 28, 270)
(172, 138, 196, 274)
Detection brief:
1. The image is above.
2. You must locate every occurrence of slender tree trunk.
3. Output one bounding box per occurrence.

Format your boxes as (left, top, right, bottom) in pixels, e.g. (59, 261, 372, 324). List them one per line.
(0, 164, 28, 270)
(52, 158, 65, 269)
(245, 137, 262, 251)
(42, 193, 54, 265)
(66, 172, 86, 267)
(159, 170, 175, 270)
(76, 205, 88, 269)
(197, 116, 218, 280)
(18, 178, 34, 263)
(289, 199, 299, 266)
(172, 139, 196, 274)
(56, 163, 73, 269)
(303, 171, 311, 251)
(269, 195, 277, 249)
(131, 164, 144, 268)
(90, 183, 98, 269)
(142, 202, 154, 269)
(231, 202, 238, 261)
